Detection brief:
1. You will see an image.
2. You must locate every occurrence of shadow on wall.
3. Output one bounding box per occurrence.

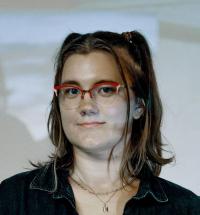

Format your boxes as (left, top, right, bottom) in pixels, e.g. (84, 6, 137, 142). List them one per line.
(0, 65, 50, 180)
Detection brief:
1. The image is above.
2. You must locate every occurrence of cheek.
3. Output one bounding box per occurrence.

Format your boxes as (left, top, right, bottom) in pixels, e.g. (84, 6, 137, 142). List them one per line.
(106, 99, 135, 135)
(60, 109, 75, 135)
(104, 104, 127, 124)
(101, 103, 128, 138)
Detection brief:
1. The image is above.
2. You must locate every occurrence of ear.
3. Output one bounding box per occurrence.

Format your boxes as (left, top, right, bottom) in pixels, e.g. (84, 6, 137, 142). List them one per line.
(133, 98, 145, 120)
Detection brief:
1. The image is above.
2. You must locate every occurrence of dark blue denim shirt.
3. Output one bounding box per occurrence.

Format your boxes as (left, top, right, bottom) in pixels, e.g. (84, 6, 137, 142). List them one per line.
(0, 163, 199, 214)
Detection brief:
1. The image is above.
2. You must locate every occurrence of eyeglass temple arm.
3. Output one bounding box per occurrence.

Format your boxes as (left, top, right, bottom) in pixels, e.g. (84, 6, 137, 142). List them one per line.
(54, 89, 58, 96)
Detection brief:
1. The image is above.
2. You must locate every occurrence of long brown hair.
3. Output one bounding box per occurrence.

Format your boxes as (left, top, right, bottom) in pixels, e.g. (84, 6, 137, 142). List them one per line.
(39, 31, 174, 188)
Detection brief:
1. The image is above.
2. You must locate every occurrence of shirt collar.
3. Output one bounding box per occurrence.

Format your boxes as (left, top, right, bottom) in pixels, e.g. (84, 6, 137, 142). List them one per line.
(29, 163, 76, 207)
(29, 162, 168, 204)
(132, 164, 168, 203)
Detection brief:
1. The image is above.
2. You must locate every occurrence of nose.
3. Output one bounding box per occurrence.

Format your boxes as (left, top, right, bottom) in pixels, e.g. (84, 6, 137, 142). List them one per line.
(78, 92, 99, 116)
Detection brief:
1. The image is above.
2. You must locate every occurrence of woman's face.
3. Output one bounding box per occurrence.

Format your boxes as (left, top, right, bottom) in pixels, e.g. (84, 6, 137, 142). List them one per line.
(59, 51, 136, 156)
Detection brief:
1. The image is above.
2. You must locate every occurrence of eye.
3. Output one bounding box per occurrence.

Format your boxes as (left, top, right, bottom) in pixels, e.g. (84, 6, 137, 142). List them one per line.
(62, 87, 80, 98)
(97, 85, 117, 97)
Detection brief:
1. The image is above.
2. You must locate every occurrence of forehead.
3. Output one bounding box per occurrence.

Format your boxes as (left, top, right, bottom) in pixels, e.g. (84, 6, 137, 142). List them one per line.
(61, 51, 123, 86)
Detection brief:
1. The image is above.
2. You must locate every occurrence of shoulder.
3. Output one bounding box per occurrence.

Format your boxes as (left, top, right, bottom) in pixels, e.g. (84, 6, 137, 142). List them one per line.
(0, 164, 57, 213)
(156, 177, 198, 198)
(1, 168, 40, 188)
(155, 176, 200, 210)
(0, 166, 46, 200)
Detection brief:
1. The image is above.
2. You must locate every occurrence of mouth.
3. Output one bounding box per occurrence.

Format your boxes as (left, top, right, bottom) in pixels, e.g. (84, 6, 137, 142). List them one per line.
(77, 122, 106, 128)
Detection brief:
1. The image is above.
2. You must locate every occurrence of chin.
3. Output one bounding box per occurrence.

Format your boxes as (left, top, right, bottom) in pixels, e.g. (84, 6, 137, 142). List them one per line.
(75, 137, 120, 153)
(80, 137, 103, 148)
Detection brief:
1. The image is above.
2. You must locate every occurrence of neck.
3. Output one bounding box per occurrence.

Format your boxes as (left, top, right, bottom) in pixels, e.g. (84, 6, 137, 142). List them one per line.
(69, 146, 124, 192)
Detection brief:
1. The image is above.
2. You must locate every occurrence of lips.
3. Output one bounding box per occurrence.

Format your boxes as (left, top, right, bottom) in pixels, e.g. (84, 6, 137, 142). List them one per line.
(78, 122, 105, 128)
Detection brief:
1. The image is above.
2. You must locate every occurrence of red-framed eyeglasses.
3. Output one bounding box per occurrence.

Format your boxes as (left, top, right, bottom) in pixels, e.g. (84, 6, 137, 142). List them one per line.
(54, 81, 126, 109)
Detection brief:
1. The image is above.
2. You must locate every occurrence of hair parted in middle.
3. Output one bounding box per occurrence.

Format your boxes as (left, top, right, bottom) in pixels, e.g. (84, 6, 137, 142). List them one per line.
(46, 30, 174, 187)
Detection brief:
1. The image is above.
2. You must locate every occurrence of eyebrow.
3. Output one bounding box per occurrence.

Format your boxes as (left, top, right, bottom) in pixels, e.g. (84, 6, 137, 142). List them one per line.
(61, 79, 119, 86)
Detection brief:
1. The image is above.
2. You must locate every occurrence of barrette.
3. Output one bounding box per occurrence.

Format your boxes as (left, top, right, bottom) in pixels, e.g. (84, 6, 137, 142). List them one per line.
(121, 32, 133, 43)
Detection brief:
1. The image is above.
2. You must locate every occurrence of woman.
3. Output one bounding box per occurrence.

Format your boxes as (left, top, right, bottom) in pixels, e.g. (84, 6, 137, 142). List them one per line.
(0, 31, 199, 214)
